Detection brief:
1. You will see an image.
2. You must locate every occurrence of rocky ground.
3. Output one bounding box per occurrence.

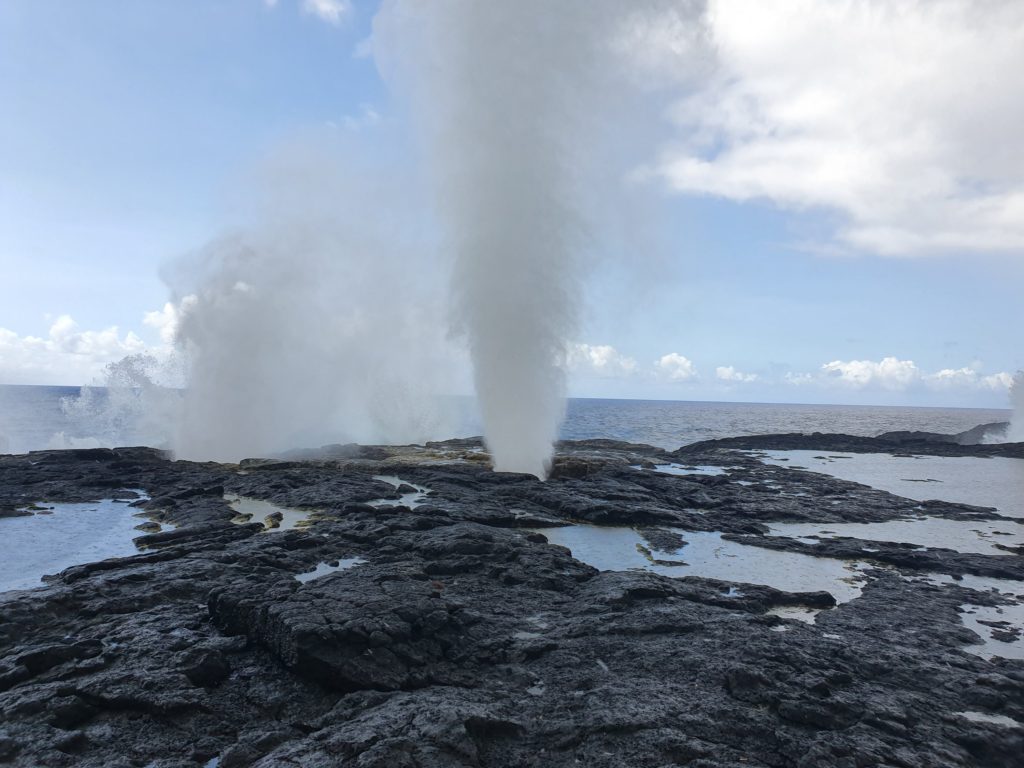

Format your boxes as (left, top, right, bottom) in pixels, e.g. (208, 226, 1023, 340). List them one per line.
(0, 433, 1022, 767)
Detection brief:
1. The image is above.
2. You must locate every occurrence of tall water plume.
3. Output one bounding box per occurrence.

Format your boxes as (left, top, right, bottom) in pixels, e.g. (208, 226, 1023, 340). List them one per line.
(374, 1, 682, 477)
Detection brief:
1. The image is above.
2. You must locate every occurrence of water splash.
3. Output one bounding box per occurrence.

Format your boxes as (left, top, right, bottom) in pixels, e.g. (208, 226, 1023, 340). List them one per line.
(373, 1, 689, 477)
(166, 138, 457, 462)
(1009, 371, 1024, 442)
(56, 354, 182, 450)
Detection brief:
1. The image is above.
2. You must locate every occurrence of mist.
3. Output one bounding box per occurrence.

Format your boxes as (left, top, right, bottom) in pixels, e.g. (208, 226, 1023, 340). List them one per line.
(158, 2, 704, 471)
(1009, 372, 1024, 442)
(373, 0, 700, 477)
(165, 137, 458, 462)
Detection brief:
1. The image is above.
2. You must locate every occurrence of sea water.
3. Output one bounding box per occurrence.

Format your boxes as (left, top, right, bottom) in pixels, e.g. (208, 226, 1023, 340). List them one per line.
(0, 384, 1011, 455)
(0, 499, 144, 592)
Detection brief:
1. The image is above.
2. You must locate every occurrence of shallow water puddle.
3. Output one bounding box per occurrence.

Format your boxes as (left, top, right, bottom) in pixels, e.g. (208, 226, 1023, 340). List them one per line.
(767, 606, 824, 624)
(0, 499, 145, 592)
(633, 463, 730, 477)
(533, 525, 869, 603)
(903, 571, 1024, 660)
(224, 494, 313, 532)
(957, 711, 1023, 728)
(911, 572, 1024, 599)
(295, 557, 365, 583)
(367, 475, 430, 508)
(960, 602, 1024, 661)
(758, 451, 1024, 518)
(768, 518, 1024, 556)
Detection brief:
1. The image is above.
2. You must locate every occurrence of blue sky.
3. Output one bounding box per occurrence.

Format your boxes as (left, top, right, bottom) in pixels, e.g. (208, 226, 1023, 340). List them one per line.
(1, 0, 1022, 408)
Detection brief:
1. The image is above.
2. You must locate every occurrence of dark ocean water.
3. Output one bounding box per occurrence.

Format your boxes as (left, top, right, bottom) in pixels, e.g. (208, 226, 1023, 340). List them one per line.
(0, 384, 1010, 455)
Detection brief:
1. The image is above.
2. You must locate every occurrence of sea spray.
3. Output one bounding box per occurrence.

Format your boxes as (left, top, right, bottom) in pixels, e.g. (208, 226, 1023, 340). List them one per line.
(374, 1, 669, 478)
(166, 138, 457, 462)
(56, 353, 183, 450)
(1009, 372, 1024, 442)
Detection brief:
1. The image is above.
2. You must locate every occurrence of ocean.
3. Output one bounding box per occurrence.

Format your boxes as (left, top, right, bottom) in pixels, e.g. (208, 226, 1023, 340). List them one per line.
(0, 383, 1010, 455)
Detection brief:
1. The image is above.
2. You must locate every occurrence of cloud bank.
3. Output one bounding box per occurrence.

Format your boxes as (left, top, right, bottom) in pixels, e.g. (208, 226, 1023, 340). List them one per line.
(793, 357, 1014, 396)
(562, 350, 1013, 402)
(0, 317, 151, 385)
(649, 0, 1024, 256)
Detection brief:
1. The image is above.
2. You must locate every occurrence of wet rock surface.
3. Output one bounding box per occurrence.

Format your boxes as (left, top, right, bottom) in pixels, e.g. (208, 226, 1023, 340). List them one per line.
(0, 435, 1022, 767)
(679, 429, 1024, 458)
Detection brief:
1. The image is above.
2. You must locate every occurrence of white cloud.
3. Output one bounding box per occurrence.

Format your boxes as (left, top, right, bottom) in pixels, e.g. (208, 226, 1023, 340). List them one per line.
(143, 296, 198, 346)
(784, 372, 814, 386)
(923, 367, 1013, 392)
(566, 343, 637, 378)
(716, 365, 758, 383)
(0, 316, 150, 385)
(821, 357, 919, 390)
(302, 0, 351, 25)
(143, 303, 179, 346)
(264, 0, 279, 7)
(785, 357, 1014, 393)
(48, 315, 146, 358)
(656, 352, 697, 381)
(645, 0, 1024, 256)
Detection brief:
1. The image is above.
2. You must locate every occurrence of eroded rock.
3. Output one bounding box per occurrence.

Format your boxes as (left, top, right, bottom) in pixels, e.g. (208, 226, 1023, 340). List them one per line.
(0, 435, 1020, 766)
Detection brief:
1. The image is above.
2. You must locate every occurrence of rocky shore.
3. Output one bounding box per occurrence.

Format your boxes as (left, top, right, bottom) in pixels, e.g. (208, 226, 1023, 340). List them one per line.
(1, 433, 1022, 767)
